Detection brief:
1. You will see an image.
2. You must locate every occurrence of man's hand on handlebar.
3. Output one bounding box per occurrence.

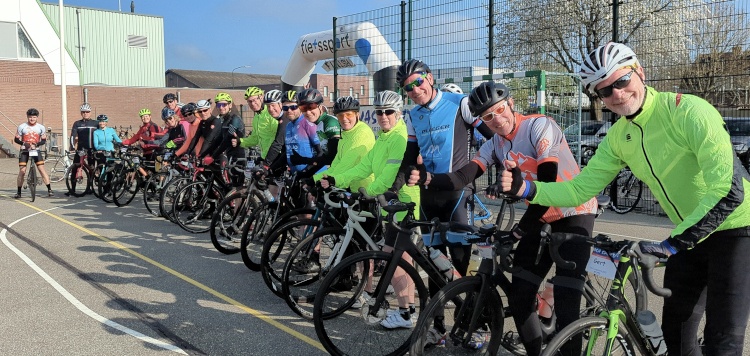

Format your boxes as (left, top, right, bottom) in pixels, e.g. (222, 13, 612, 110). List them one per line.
(319, 175, 335, 189)
(638, 240, 676, 259)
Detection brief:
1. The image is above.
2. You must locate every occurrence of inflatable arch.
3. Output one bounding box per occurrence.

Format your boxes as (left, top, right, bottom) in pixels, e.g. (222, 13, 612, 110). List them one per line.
(281, 22, 401, 94)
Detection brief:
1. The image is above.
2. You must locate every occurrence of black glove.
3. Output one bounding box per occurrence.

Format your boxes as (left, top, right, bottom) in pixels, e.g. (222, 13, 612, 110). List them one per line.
(299, 177, 315, 188)
(290, 150, 312, 165)
(638, 240, 675, 259)
(409, 164, 428, 185)
(506, 165, 524, 196)
(382, 190, 399, 203)
(486, 184, 503, 197)
(252, 165, 268, 178)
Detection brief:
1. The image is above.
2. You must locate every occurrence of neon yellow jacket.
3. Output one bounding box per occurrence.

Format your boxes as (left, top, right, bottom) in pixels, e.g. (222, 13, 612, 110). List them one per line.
(240, 106, 277, 159)
(333, 119, 420, 219)
(531, 86, 750, 250)
(314, 120, 375, 191)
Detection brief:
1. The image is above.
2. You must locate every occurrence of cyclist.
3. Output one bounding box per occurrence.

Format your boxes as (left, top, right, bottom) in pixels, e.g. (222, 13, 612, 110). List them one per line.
(319, 90, 420, 329)
(286, 90, 322, 174)
(291, 88, 341, 176)
(14, 108, 53, 198)
(92, 114, 122, 160)
(184, 99, 223, 162)
(241, 86, 278, 160)
(263, 90, 296, 178)
(313, 96, 375, 191)
(499, 42, 750, 356)
(411, 81, 598, 354)
(147, 107, 188, 150)
(122, 107, 163, 160)
(394, 59, 494, 341)
(163, 93, 184, 120)
(66, 103, 99, 196)
(177, 99, 212, 157)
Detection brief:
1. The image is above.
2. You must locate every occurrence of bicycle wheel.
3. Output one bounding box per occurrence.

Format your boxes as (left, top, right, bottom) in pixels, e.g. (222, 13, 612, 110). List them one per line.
(606, 169, 643, 214)
(495, 200, 516, 231)
(313, 250, 429, 356)
(173, 181, 224, 234)
(143, 172, 168, 216)
(98, 166, 115, 203)
(65, 165, 92, 197)
(47, 157, 68, 183)
(540, 316, 639, 356)
(210, 190, 262, 254)
(27, 165, 37, 202)
(282, 227, 362, 319)
(113, 171, 140, 207)
(410, 276, 505, 355)
(239, 202, 276, 271)
(160, 176, 191, 223)
(260, 218, 322, 297)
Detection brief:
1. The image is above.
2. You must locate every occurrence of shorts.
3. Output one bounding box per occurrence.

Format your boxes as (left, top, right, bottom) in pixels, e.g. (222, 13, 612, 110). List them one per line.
(19, 151, 44, 167)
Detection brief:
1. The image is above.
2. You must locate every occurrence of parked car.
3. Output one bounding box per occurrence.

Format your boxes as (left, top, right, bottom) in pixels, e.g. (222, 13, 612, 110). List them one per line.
(567, 121, 611, 166)
(563, 121, 606, 144)
(724, 117, 750, 172)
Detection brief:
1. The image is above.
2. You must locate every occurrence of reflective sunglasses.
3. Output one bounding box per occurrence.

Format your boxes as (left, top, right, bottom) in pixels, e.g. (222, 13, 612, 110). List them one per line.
(196, 108, 210, 114)
(479, 102, 507, 122)
(299, 103, 319, 113)
(282, 105, 299, 111)
(402, 73, 428, 92)
(375, 109, 397, 116)
(215, 103, 229, 108)
(595, 69, 636, 98)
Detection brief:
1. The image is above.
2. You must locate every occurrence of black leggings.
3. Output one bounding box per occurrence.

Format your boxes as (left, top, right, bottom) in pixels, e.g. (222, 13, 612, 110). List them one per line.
(508, 214, 595, 356)
(662, 228, 750, 356)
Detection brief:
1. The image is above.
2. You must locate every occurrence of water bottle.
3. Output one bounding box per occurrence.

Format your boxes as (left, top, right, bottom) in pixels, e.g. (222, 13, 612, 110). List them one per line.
(467, 250, 481, 276)
(429, 247, 461, 281)
(537, 280, 555, 319)
(636, 310, 667, 355)
(262, 189, 275, 203)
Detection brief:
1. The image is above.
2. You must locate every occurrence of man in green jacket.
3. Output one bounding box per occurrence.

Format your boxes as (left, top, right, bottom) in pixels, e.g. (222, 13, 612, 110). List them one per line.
(500, 42, 750, 356)
(240, 86, 278, 160)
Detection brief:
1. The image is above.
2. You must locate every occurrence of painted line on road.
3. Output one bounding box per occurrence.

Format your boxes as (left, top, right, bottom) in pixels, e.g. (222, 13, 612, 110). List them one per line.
(0, 202, 187, 354)
(7, 197, 327, 353)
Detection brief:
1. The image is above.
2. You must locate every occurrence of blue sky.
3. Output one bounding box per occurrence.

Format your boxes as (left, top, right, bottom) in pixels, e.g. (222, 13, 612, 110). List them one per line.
(52, 0, 402, 75)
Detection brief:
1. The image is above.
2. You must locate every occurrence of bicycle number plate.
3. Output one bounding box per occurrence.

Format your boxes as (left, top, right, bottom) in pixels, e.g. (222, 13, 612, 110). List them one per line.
(585, 247, 620, 280)
(132, 157, 140, 164)
(477, 244, 493, 259)
(28, 150, 38, 157)
(121, 147, 128, 153)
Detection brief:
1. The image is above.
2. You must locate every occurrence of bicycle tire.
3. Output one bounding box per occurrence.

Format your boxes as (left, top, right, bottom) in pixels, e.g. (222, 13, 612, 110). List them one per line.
(281, 227, 359, 319)
(47, 157, 68, 183)
(65, 164, 92, 197)
(210, 190, 262, 254)
(142, 172, 168, 216)
(239, 202, 276, 271)
(159, 176, 191, 223)
(313, 250, 429, 356)
(260, 218, 322, 297)
(540, 316, 640, 356)
(27, 164, 37, 202)
(98, 166, 115, 203)
(606, 168, 643, 214)
(410, 276, 505, 356)
(495, 200, 516, 231)
(173, 181, 224, 234)
(113, 170, 140, 207)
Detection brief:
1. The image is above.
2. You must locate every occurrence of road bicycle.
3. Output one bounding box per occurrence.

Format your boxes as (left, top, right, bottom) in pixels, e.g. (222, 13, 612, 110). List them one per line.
(21, 143, 44, 202)
(45, 149, 72, 184)
(65, 148, 99, 197)
(469, 192, 516, 230)
(603, 166, 643, 214)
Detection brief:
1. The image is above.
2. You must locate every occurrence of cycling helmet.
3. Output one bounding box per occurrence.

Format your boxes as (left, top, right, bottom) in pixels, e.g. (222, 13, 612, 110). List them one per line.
(468, 81, 511, 117)
(580, 42, 639, 94)
(215, 92, 233, 103)
(180, 103, 196, 117)
(283, 90, 297, 103)
(161, 107, 176, 120)
(139, 108, 151, 117)
(263, 89, 283, 104)
(26, 108, 39, 116)
(196, 99, 211, 110)
(163, 93, 177, 104)
(244, 86, 264, 99)
(333, 96, 360, 114)
(96, 114, 108, 122)
(373, 90, 403, 111)
(296, 88, 324, 105)
(440, 83, 463, 94)
(396, 59, 431, 86)
(80, 103, 91, 112)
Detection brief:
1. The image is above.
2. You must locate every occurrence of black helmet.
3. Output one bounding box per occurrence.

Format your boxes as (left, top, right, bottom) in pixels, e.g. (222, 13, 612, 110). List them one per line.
(396, 59, 431, 86)
(333, 96, 360, 114)
(163, 93, 177, 104)
(180, 102, 196, 117)
(26, 108, 39, 116)
(296, 88, 324, 105)
(468, 81, 511, 117)
(96, 114, 109, 122)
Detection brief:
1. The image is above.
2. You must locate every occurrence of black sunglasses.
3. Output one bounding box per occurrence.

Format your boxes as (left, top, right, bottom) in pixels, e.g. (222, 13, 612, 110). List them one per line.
(375, 109, 397, 116)
(282, 105, 298, 111)
(595, 69, 636, 98)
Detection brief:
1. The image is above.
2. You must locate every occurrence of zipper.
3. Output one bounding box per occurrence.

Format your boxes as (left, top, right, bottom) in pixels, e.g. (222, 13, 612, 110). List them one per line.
(633, 122, 684, 221)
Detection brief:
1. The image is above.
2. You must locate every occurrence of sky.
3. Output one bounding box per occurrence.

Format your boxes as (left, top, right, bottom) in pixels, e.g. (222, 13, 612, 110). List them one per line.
(50, 0, 403, 75)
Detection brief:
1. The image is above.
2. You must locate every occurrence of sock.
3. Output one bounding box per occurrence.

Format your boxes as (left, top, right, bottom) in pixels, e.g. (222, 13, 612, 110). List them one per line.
(409, 304, 416, 315)
(46, 184, 51, 191)
(17, 187, 21, 195)
(399, 307, 410, 320)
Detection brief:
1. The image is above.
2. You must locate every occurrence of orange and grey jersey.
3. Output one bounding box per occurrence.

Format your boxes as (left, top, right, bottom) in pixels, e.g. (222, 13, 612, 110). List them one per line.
(473, 113, 598, 223)
(16, 122, 46, 146)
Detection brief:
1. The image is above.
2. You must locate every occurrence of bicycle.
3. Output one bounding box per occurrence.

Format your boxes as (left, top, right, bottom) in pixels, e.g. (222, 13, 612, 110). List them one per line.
(469, 192, 516, 230)
(20, 143, 44, 202)
(538, 233, 670, 356)
(603, 166, 643, 214)
(45, 149, 72, 184)
(209, 166, 267, 254)
(65, 148, 98, 197)
(96, 150, 122, 203)
(111, 147, 150, 207)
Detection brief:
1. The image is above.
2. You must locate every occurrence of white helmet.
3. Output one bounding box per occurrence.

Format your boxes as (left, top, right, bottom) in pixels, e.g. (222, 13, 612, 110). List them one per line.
(440, 83, 463, 94)
(580, 42, 639, 94)
(80, 103, 91, 112)
(373, 90, 403, 112)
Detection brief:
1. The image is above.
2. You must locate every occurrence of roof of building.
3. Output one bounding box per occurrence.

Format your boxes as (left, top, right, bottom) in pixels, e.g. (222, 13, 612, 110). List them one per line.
(166, 69, 281, 89)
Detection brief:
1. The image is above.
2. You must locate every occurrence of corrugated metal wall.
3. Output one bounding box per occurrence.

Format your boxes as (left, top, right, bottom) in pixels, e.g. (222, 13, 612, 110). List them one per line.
(39, 3, 164, 87)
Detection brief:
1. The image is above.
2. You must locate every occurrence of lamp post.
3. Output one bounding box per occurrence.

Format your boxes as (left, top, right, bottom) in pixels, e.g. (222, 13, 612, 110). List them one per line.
(231, 65, 252, 89)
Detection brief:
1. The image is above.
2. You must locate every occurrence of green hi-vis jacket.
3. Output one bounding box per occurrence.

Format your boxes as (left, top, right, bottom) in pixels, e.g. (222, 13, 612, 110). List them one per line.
(314, 120, 375, 191)
(240, 106, 277, 159)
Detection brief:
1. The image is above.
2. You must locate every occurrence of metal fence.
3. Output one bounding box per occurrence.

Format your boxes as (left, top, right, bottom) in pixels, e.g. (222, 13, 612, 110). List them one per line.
(331, 0, 750, 216)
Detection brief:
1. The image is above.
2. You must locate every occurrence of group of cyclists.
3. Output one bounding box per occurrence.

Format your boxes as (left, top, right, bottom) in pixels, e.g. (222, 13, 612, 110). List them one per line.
(10, 41, 749, 355)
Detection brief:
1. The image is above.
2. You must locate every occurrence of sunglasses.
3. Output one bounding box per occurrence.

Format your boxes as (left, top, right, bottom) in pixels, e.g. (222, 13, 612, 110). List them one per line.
(299, 103, 319, 113)
(402, 73, 428, 92)
(165, 99, 175, 104)
(375, 109, 397, 116)
(282, 105, 299, 111)
(216, 103, 229, 108)
(196, 108, 210, 114)
(595, 69, 636, 98)
(479, 102, 507, 122)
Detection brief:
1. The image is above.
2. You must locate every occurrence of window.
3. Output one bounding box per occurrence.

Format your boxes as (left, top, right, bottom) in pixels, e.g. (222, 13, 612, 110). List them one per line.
(127, 35, 148, 48)
(323, 86, 328, 96)
(17, 25, 40, 59)
(360, 85, 365, 96)
(0, 22, 40, 59)
(349, 87, 353, 96)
